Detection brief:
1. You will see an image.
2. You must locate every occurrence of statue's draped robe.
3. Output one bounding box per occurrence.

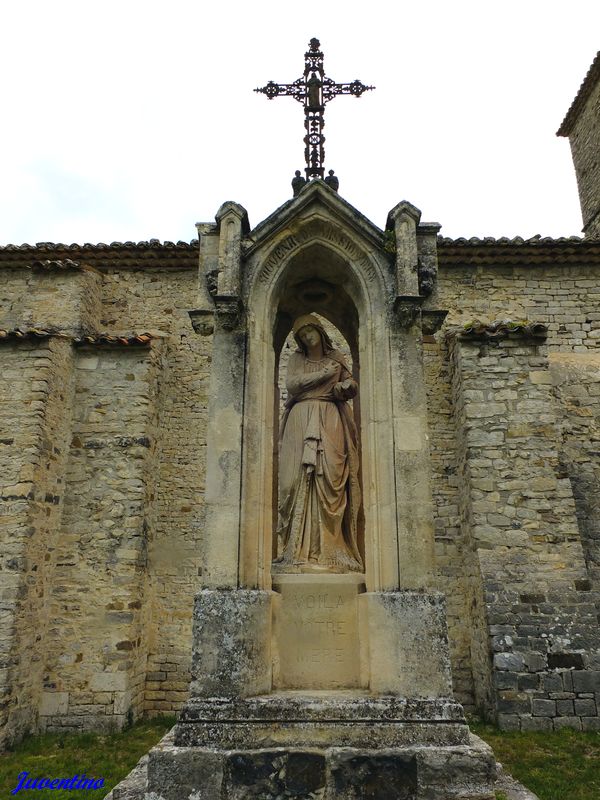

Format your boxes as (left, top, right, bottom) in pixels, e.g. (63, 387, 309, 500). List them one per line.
(276, 350, 362, 572)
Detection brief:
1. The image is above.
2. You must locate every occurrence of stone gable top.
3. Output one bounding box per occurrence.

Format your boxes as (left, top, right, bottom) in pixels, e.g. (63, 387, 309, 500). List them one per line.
(245, 179, 386, 256)
(557, 50, 600, 136)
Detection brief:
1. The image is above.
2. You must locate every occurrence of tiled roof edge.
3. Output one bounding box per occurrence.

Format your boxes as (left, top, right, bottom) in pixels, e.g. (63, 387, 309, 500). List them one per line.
(438, 235, 600, 266)
(557, 51, 600, 136)
(0, 240, 199, 270)
(438, 235, 585, 245)
(31, 258, 83, 272)
(447, 320, 548, 342)
(0, 329, 154, 346)
(0, 239, 198, 251)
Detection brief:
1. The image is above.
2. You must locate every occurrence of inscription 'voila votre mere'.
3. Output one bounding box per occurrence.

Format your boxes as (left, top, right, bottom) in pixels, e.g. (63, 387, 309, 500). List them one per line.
(294, 592, 345, 610)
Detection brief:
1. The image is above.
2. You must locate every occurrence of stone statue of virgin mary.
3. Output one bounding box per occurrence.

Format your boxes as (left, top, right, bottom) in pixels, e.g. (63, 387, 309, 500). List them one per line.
(274, 315, 363, 573)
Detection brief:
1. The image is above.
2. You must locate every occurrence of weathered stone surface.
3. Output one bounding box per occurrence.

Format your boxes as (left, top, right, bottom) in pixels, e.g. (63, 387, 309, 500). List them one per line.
(190, 590, 271, 699)
(558, 55, 600, 238)
(107, 754, 148, 800)
(494, 761, 541, 800)
(224, 750, 326, 799)
(447, 334, 600, 727)
(115, 737, 537, 800)
(141, 734, 497, 800)
(532, 699, 556, 717)
(416, 734, 496, 799)
(572, 670, 600, 693)
(328, 749, 417, 799)
(272, 574, 364, 690)
(146, 735, 223, 800)
(175, 693, 468, 749)
(363, 592, 453, 697)
(3, 62, 600, 753)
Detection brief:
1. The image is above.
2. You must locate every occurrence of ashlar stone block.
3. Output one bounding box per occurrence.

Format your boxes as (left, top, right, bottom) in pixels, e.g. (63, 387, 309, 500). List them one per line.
(272, 573, 364, 689)
(362, 591, 453, 696)
(190, 589, 272, 699)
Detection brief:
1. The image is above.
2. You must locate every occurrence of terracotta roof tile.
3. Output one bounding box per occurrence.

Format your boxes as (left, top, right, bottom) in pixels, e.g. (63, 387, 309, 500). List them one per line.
(30, 258, 82, 271)
(0, 328, 57, 342)
(437, 235, 600, 266)
(1, 235, 599, 271)
(438, 235, 584, 245)
(0, 240, 199, 270)
(447, 320, 548, 341)
(0, 329, 153, 346)
(74, 333, 153, 347)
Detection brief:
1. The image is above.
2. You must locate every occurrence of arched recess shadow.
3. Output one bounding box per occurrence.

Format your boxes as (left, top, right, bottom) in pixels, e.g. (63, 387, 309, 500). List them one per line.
(270, 245, 365, 569)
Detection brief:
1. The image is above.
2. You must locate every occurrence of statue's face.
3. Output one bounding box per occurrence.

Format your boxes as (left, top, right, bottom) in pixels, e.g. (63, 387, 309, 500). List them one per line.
(298, 325, 321, 349)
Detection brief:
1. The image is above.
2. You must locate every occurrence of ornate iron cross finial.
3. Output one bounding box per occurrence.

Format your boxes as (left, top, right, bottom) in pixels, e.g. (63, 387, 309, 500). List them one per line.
(255, 38, 374, 181)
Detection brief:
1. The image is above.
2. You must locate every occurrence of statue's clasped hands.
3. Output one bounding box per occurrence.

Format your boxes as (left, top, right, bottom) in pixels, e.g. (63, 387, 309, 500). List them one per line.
(333, 378, 353, 401)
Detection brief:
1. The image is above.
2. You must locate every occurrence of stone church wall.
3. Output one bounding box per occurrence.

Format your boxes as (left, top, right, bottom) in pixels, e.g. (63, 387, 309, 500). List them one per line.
(0, 338, 74, 745)
(552, 353, 600, 590)
(97, 268, 211, 719)
(2, 246, 600, 742)
(0, 262, 211, 743)
(563, 68, 600, 239)
(425, 260, 600, 728)
(40, 343, 162, 733)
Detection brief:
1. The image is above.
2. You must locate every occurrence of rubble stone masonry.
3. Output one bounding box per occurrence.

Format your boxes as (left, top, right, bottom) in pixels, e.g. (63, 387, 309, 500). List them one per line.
(2, 244, 600, 741)
(448, 331, 600, 731)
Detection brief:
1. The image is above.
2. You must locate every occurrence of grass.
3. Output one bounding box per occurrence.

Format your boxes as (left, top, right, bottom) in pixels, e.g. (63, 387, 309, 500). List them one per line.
(472, 719, 600, 800)
(0, 717, 174, 798)
(2, 716, 599, 799)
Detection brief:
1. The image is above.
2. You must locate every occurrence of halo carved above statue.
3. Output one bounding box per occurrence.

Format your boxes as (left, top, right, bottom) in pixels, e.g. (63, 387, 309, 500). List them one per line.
(273, 314, 363, 574)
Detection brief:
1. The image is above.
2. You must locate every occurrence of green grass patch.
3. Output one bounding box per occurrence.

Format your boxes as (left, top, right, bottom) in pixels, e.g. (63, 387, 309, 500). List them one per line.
(3, 717, 600, 799)
(472, 720, 600, 800)
(0, 717, 174, 798)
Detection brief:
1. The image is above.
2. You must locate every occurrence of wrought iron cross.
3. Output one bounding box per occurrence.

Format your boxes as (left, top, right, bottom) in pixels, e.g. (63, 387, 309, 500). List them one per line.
(255, 38, 374, 181)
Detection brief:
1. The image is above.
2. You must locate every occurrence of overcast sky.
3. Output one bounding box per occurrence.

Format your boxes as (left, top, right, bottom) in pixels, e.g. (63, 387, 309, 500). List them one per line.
(1, 1, 598, 245)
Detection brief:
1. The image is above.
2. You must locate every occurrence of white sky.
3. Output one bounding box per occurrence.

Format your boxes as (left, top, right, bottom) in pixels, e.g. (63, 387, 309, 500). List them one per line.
(1, 0, 598, 245)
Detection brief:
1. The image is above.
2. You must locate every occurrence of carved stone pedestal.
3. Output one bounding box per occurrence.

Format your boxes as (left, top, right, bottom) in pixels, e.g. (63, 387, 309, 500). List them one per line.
(106, 588, 497, 799)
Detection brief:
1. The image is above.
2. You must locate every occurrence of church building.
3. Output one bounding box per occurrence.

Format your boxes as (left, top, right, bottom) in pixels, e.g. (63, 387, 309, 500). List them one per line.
(0, 46, 599, 762)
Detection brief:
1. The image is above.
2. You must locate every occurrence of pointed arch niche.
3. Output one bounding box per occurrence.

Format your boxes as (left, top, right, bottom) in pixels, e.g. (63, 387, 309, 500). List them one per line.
(240, 219, 400, 593)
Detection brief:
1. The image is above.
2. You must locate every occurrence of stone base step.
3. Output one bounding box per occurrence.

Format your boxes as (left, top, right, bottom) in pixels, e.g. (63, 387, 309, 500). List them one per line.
(110, 727, 498, 800)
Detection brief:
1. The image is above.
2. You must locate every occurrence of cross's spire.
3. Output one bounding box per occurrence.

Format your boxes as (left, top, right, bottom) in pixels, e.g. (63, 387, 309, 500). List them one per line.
(255, 38, 374, 181)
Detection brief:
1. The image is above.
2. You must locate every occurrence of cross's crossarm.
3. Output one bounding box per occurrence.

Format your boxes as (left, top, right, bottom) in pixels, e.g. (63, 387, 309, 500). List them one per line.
(322, 78, 375, 103)
(254, 79, 306, 102)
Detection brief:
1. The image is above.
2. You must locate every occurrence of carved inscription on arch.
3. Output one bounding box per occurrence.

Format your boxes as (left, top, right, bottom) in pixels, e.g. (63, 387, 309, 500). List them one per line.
(256, 218, 379, 287)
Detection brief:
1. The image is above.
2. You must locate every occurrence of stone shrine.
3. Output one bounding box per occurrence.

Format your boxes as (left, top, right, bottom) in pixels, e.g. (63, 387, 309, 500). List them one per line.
(0, 44, 599, 800)
(139, 178, 497, 799)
